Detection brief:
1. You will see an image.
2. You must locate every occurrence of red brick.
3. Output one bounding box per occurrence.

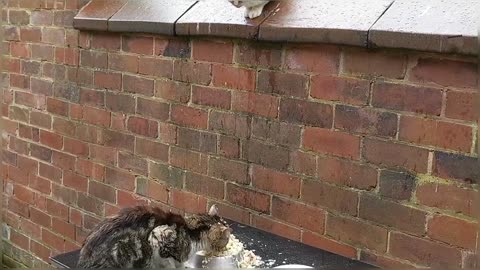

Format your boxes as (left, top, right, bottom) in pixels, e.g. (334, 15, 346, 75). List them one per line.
(136, 178, 168, 203)
(335, 105, 398, 137)
(80, 50, 107, 69)
(235, 41, 282, 68)
(118, 151, 148, 175)
(136, 97, 169, 120)
(76, 159, 105, 181)
(279, 98, 333, 128)
(399, 116, 472, 152)
(123, 75, 154, 96)
(9, 10, 30, 25)
(29, 175, 51, 195)
(122, 36, 154, 55)
(105, 167, 135, 191)
(302, 231, 357, 259)
(302, 179, 358, 215)
(192, 39, 233, 63)
(445, 91, 476, 121)
(155, 79, 190, 103)
(46, 98, 68, 116)
(46, 199, 68, 221)
(88, 180, 116, 204)
(173, 60, 211, 85)
(258, 70, 308, 98)
(389, 232, 462, 267)
(111, 112, 127, 131)
(42, 28, 65, 46)
(79, 32, 90, 48)
(20, 27, 42, 42)
(9, 137, 29, 156)
(170, 189, 207, 214)
(416, 183, 475, 217)
(31, 10, 53, 25)
(185, 172, 224, 200)
(54, 47, 79, 66)
(177, 128, 216, 153)
(10, 74, 29, 89)
(251, 165, 301, 198)
(77, 193, 104, 216)
(75, 124, 102, 144)
(372, 82, 442, 116)
(105, 93, 133, 115)
(127, 116, 158, 138)
(10, 42, 30, 58)
(69, 208, 82, 227)
(363, 138, 429, 173)
(272, 197, 325, 233)
(226, 183, 270, 213)
(433, 152, 479, 184)
(91, 33, 121, 50)
(52, 151, 76, 171)
(285, 45, 339, 73)
(359, 194, 427, 236)
(171, 104, 208, 129)
(243, 139, 290, 170)
(343, 49, 407, 79)
(64, 137, 89, 157)
(39, 163, 61, 182)
(428, 215, 477, 250)
(252, 215, 301, 241)
(90, 145, 117, 166)
(378, 170, 416, 200)
(10, 230, 30, 251)
(117, 190, 147, 208)
(138, 57, 173, 78)
(52, 184, 77, 206)
(135, 138, 168, 162)
(31, 240, 52, 261)
(76, 68, 94, 86)
(52, 217, 75, 240)
(317, 156, 377, 190)
(148, 162, 185, 188)
(30, 144, 52, 162)
(39, 130, 63, 150)
(30, 111, 52, 129)
(108, 53, 138, 73)
(411, 58, 477, 89)
(19, 217, 42, 239)
(170, 147, 208, 174)
(63, 171, 87, 193)
(8, 197, 30, 218)
(155, 38, 191, 58)
(218, 135, 239, 159)
(31, 44, 54, 61)
(30, 207, 52, 228)
(209, 157, 248, 184)
(22, 60, 42, 76)
(94, 71, 121, 91)
(252, 119, 299, 148)
(327, 214, 387, 252)
(5, 58, 21, 73)
(212, 64, 256, 91)
(360, 250, 415, 268)
(303, 128, 360, 160)
(192, 85, 231, 110)
(232, 92, 279, 118)
(13, 184, 34, 204)
(209, 111, 250, 138)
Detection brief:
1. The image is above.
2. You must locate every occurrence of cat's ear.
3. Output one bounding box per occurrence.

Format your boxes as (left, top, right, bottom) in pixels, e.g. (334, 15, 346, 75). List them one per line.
(208, 204, 218, 216)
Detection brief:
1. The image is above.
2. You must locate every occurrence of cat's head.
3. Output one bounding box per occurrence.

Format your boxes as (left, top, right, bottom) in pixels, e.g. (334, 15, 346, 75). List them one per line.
(187, 205, 232, 251)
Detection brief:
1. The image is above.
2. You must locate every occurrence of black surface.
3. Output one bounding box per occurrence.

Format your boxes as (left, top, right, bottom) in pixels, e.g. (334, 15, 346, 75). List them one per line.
(50, 220, 375, 269)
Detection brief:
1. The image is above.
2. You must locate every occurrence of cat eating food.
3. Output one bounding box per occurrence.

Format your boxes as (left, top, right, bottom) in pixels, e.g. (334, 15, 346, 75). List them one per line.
(76, 205, 231, 268)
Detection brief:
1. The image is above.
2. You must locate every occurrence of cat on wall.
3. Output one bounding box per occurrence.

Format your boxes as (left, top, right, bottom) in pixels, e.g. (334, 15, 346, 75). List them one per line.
(77, 205, 231, 268)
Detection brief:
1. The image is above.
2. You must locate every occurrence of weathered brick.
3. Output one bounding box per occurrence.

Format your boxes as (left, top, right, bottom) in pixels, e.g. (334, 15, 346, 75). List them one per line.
(9, 10, 30, 25)
(8, 197, 30, 218)
(428, 215, 477, 250)
(411, 58, 477, 89)
(88, 180, 116, 204)
(90, 145, 117, 166)
(31, 44, 54, 61)
(285, 45, 339, 73)
(170, 147, 208, 175)
(251, 118, 301, 147)
(170, 189, 207, 214)
(302, 231, 357, 259)
(243, 139, 289, 171)
(105, 167, 135, 191)
(108, 53, 138, 73)
(212, 64, 256, 91)
(226, 183, 270, 213)
(177, 128, 217, 154)
(235, 41, 282, 68)
(80, 50, 107, 69)
(317, 156, 377, 190)
(30, 207, 52, 228)
(136, 97, 169, 120)
(52, 184, 77, 206)
(251, 215, 301, 241)
(123, 75, 154, 96)
(46, 199, 68, 221)
(173, 60, 211, 85)
(359, 194, 427, 236)
(192, 85, 231, 110)
(20, 27, 42, 43)
(218, 135, 239, 159)
(326, 214, 388, 252)
(158, 122, 178, 144)
(94, 71, 121, 91)
(363, 139, 429, 173)
(79, 88, 104, 107)
(302, 179, 358, 216)
(149, 162, 185, 188)
(13, 184, 35, 204)
(10, 105, 29, 122)
(118, 151, 148, 175)
(42, 28, 65, 46)
(32, 10, 53, 25)
(258, 70, 308, 98)
(122, 36, 154, 55)
(372, 82, 442, 116)
(359, 250, 415, 269)
(185, 172, 224, 200)
(157, 38, 191, 58)
(209, 157, 248, 184)
(10, 230, 30, 251)
(102, 129, 134, 152)
(77, 193, 104, 216)
(106, 92, 135, 114)
(251, 165, 301, 198)
(22, 60, 42, 76)
(155, 79, 190, 103)
(10, 74, 29, 89)
(192, 39, 233, 64)
(209, 111, 250, 138)
(83, 106, 110, 128)
(138, 57, 173, 78)
(30, 240, 51, 262)
(433, 152, 479, 184)
(91, 33, 121, 50)
(30, 111, 52, 129)
(389, 232, 462, 267)
(29, 175, 51, 195)
(445, 91, 476, 121)
(135, 138, 169, 162)
(343, 49, 407, 79)
(19, 124, 40, 142)
(399, 116, 472, 152)
(416, 183, 476, 217)
(39, 163, 61, 182)
(232, 91, 279, 118)
(136, 178, 168, 203)
(51, 217, 75, 240)
(335, 105, 397, 137)
(117, 190, 148, 208)
(280, 98, 332, 128)
(127, 116, 158, 138)
(30, 144, 52, 162)
(63, 171, 87, 193)
(304, 128, 360, 160)
(378, 170, 415, 200)
(171, 104, 208, 129)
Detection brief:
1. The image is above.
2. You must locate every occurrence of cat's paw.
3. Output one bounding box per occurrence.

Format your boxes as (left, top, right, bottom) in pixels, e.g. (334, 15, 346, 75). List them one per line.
(245, 5, 264, 19)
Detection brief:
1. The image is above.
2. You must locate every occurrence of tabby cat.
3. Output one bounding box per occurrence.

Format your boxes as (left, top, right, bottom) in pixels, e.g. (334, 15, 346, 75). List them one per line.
(77, 205, 231, 268)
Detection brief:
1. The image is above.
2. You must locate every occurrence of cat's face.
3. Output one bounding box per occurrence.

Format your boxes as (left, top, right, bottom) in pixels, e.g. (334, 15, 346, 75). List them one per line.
(201, 205, 231, 251)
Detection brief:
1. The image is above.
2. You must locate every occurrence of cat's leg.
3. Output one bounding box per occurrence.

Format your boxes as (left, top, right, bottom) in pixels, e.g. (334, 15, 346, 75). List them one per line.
(245, 2, 268, 19)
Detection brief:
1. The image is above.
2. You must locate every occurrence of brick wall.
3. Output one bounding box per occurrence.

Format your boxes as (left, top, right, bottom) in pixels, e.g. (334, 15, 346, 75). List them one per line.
(1, 0, 479, 268)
